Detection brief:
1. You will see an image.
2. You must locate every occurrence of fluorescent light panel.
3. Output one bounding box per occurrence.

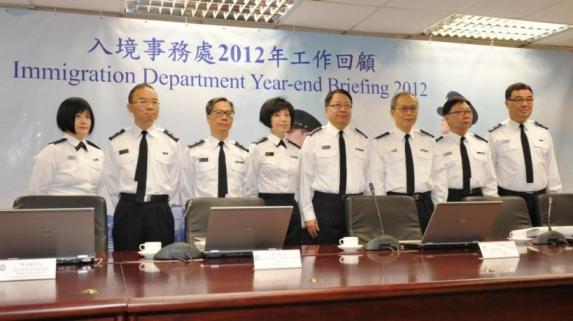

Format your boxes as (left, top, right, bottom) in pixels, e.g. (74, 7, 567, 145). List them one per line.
(424, 14, 570, 42)
(125, 0, 298, 23)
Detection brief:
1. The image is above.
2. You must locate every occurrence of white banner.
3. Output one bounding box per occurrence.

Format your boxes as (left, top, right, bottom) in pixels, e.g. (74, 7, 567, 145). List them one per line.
(1, 9, 572, 207)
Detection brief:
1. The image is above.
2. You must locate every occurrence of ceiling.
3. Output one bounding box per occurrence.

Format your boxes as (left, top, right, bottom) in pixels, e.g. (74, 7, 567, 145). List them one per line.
(2, 0, 573, 50)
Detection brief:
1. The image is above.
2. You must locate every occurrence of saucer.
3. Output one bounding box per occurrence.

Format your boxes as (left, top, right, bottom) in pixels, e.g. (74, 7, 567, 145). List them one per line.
(138, 250, 158, 259)
(337, 244, 363, 252)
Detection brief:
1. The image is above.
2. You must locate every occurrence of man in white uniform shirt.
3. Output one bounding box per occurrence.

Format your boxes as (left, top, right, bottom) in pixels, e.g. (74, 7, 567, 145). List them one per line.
(431, 95, 498, 204)
(299, 89, 370, 244)
(371, 92, 435, 232)
(488, 82, 561, 226)
(180, 97, 249, 201)
(103, 83, 182, 251)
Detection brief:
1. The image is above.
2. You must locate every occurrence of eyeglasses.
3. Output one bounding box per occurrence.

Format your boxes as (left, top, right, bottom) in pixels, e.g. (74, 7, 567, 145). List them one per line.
(133, 99, 159, 106)
(210, 110, 234, 118)
(507, 96, 534, 103)
(327, 103, 352, 110)
(448, 110, 473, 116)
(393, 105, 418, 113)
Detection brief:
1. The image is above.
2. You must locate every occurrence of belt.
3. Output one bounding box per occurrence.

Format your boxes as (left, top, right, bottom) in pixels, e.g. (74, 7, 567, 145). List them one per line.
(314, 191, 363, 200)
(258, 193, 295, 200)
(387, 191, 431, 201)
(448, 187, 483, 195)
(498, 187, 546, 198)
(120, 193, 169, 203)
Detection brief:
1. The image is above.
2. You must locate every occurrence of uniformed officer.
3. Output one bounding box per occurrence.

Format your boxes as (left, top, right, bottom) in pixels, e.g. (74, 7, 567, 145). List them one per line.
(431, 96, 498, 204)
(300, 89, 370, 244)
(28, 97, 104, 195)
(102, 83, 182, 251)
(488, 82, 561, 226)
(371, 91, 435, 232)
(180, 97, 249, 201)
(245, 97, 302, 245)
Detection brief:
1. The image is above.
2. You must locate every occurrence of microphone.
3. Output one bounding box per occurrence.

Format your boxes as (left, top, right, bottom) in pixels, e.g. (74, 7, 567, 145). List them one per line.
(533, 197, 568, 246)
(365, 183, 400, 251)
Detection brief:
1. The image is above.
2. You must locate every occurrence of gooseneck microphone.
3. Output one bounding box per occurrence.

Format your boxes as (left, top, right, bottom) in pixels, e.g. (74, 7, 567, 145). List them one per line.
(365, 183, 400, 251)
(533, 197, 568, 246)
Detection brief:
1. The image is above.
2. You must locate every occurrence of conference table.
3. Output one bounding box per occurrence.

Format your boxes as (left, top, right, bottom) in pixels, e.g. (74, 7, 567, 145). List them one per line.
(1, 245, 573, 321)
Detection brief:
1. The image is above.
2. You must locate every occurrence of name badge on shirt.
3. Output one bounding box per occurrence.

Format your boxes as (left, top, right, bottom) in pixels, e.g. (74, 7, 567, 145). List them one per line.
(443, 151, 452, 156)
(162, 152, 169, 155)
(390, 148, 398, 153)
(420, 149, 429, 153)
(290, 155, 299, 159)
(477, 151, 485, 155)
(93, 158, 100, 162)
(119, 149, 129, 155)
(235, 160, 245, 164)
(265, 152, 274, 156)
(355, 147, 364, 152)
(501, 139, 511, 144)
(321, 145, 331, 150)
(198, 157, 209, 162)
(67, 155, 76, 160)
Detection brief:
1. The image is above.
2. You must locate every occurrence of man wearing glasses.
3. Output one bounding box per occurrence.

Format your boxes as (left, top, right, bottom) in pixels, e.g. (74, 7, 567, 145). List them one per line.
(180, 97, 249, 201)
(299, 89, 370, 244)
(103, 83, 182, 251)
(371, 91, 435, 232)
(488, 82, 561, 226)
(431, 95, 498, 205)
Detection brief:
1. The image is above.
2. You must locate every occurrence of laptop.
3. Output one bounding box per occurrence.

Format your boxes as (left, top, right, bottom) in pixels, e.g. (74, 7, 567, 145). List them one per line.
(201, 206, 293, 258)
(400, 201, 502, 250)
(0, 208, 96, 264)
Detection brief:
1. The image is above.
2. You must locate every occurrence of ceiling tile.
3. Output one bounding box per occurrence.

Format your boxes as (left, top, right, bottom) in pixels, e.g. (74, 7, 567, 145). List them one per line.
(534, 28, 573, 46)
(386, 0, 475, 12)
(281, 1, 376, 30)
(322, 0, 391, 6)
(525, 0, 573, 24)
(353, 7, 449, 34)
(31, 0, 124, 13)
(459, 0, 564, 19)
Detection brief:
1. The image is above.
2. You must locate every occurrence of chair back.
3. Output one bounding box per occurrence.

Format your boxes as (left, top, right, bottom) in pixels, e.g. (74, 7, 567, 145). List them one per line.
(463, 196, 531, 240)
(13, 195, 108, 252)
(535, 193, 573, 226)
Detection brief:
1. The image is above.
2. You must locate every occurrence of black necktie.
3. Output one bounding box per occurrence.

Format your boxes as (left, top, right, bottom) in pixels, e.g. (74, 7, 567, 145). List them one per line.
(520, 124, 534, 183)
(338, 130, 347, 195)
(405, 134, 415, 195)
(460, 136, 471, 194)
(277, 140, 287, 148)
(218, 141, 228, 197)
(75, 142, 87, 152)
(134, 130, 148, 203)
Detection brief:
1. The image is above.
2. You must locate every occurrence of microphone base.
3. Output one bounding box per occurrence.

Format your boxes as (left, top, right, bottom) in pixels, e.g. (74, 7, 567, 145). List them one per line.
(366, 235, 400, 251)
(532, 230, 568, 246)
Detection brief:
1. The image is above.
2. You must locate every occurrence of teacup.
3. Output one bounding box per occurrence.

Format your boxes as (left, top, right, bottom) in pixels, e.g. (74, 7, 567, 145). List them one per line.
(339, 236, 359, 247)
(139, 242, 162, 253)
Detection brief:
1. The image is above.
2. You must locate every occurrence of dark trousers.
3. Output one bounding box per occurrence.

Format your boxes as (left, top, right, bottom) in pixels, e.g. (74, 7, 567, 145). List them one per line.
(259, 193, 301, 246)
(447, 188, 483, 202)
(388, 191, 434, 233)
(301, 191, 347, 245)
(498, 186, 546, 227)
(112, 196, 175, 251)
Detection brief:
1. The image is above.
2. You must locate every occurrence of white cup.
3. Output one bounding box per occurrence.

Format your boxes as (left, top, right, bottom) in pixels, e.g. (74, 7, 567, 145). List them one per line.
(139, 262, 160, 273)
(339, 255, 359, 265)
(139, 242, 162, 253)
(339, 236, 359, 247)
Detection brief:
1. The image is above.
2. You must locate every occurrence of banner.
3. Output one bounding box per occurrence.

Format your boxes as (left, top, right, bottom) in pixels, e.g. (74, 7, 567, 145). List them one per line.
(1, 9, 572, 207)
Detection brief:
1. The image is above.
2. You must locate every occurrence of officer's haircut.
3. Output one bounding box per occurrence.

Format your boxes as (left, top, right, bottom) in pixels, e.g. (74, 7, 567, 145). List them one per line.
(390, 91, 418, 109)
(324, 89, 352, 106)
(505, 82, 533, 99)
(128, 83, 155, 103)
(259, 97, 295, 128)
(205, 97, 234, 115)
(56, 97, 95, 134)
(442, 96, 470, 115)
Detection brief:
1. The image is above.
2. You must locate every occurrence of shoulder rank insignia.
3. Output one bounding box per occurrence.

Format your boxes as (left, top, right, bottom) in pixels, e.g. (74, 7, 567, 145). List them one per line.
(287, 139, 300, 149)
(254, 137, 268, 145)
(309, 127, 323, 136)
(50, 138, 67, 145)
(488, 123, 502, 133)
(234, 141, 249, 153)
(163, 129, 179, 142)
(436, 136, 444, 142)
(473, 134, 488, 143)
(354, 128, 368, 139)
(420, 129, 434, 138)
(374, 132, 390, 140)
(87, 141, 100, 149)
(109, 129, 125, 141)
(188, 139, 205, 149)
(534, 121, 548, 130)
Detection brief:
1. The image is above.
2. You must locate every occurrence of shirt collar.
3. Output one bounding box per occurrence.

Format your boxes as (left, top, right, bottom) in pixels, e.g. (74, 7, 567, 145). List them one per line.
(129, 124, 157, 138)
(326, 122, 346, 137)
(507, 118, 529, 130)
(63, 133, 86, 149)
(207, 135, 229, 148)
(267, 133, 286, 147)
(393, 125, 414, 140)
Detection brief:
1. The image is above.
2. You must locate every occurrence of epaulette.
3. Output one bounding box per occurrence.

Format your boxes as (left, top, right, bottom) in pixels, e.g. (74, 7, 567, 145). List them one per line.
(436, 136, 444, 142)
(87, 140, 100, 150)
(374, 132, 390, 140)
(354, 128, 368, 139)
(187, 139, 205, 149)
(109, 129, 125, 141)
(420, 129, 434, 138)
(488, 123, 502, 133)
(234, 141, 249, 153)
(254, 137, 268, 145)
(309, 127, 323, 136)
(50, 138, 67, 145)
(473, 134, 488, 143)
(287, 139, 300, 149)
(163, 129, 179, 142)
(534, 121, 548, 130)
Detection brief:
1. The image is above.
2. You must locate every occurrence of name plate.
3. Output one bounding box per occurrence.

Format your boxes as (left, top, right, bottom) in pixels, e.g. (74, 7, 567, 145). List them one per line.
(479, 241, 520, 259)
(253, 249, 302, 270)
(0, 258, 57, 282)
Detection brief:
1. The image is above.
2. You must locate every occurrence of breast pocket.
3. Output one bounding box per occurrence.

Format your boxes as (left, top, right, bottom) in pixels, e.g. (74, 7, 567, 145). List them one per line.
(90, 158, 103, 185)
(472, 151, 488, 163)
(195, 155, 215, 172)
(316, 147, 337, 175)
(230, 158, 247, 173)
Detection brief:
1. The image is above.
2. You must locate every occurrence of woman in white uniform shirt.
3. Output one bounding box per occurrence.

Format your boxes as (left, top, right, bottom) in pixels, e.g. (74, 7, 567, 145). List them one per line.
(246, 97, 302, 245)
(28, 97, 104, 195)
